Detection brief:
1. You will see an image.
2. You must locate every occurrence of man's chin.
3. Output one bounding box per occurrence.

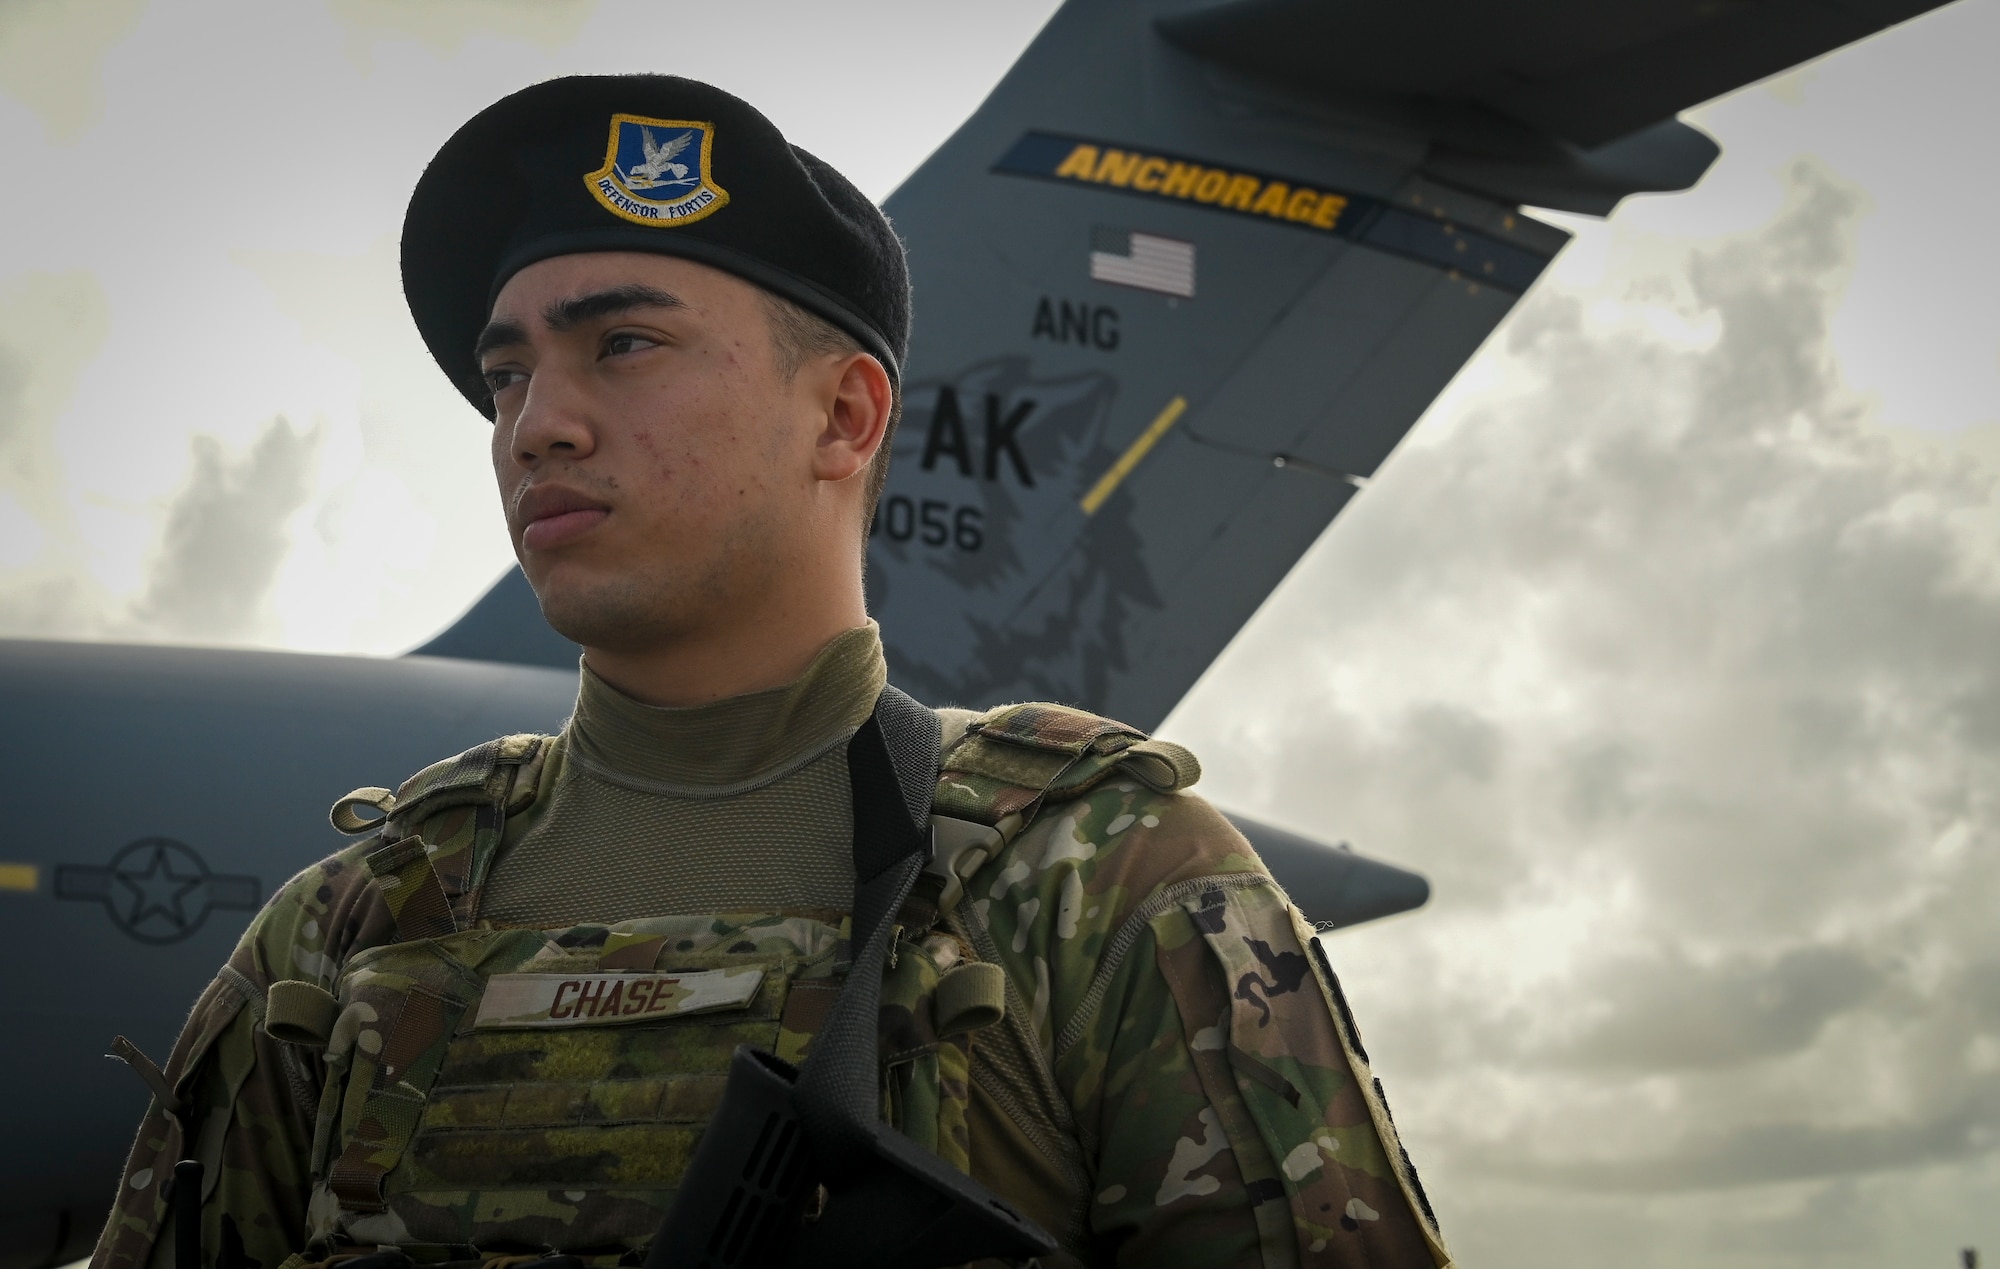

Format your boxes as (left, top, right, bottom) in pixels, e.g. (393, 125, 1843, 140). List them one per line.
(528, 571, 673, 653)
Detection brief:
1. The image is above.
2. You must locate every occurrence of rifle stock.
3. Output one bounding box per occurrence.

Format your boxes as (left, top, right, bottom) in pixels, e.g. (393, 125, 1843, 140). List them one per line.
(173, 1160, 202, 1269)
(642, 1044, 1055, 1269)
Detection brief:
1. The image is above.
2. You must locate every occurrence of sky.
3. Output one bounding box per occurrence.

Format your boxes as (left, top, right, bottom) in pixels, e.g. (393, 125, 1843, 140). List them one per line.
(4, 2, 1998, 1267)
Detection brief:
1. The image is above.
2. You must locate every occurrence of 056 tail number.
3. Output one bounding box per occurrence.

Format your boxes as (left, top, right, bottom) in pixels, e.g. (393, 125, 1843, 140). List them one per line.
(872, 497, 984, 552)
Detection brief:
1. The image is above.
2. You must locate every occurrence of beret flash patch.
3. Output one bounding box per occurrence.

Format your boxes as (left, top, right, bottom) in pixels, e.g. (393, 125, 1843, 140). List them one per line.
(585, 113, 729, 226)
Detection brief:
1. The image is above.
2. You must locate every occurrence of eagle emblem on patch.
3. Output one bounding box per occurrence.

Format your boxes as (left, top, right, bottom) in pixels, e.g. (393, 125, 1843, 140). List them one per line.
(585, 113, 729, 226)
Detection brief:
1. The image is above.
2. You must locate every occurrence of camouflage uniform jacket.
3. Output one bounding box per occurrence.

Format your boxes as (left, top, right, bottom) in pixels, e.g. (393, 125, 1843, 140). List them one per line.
(92, 702, 1451, 1269)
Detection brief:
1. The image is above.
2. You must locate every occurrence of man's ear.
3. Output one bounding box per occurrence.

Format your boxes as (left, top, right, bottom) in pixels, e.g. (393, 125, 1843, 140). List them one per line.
(811, 352, 894, 483)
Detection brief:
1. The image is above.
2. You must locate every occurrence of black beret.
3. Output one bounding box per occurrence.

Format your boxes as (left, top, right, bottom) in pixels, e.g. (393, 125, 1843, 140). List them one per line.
(402, 74, 910, 413)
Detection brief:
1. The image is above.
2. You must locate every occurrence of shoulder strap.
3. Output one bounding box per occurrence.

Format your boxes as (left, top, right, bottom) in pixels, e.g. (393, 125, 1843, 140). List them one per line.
(793, 685, 940, 1169)
(327, 733, 548, 837)
(933, 702, 1200, 834)
(326, 732, 550, 929)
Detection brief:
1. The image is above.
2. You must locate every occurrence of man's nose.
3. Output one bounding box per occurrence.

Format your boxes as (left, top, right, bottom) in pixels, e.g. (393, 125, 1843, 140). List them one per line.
(507, 370, 597, 466)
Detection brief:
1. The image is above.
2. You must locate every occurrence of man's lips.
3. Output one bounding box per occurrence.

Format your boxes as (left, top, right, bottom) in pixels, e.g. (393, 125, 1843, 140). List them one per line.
(522, 506, 608, 551)
(515, 484, 611, 552)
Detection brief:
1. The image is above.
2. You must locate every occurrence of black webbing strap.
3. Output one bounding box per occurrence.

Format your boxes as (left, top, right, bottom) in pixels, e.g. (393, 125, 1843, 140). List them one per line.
(792, 684, 940, 1170)
(635, 683, 1052, 1268)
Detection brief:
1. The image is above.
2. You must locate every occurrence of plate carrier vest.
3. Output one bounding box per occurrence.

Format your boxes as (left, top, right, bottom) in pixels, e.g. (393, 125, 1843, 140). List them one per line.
(267, 702, 1199, 1264)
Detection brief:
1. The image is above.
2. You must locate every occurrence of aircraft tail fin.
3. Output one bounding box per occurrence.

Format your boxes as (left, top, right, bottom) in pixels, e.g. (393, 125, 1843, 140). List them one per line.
(408, 567, 578, 669)
(865, 0, 1941, 730)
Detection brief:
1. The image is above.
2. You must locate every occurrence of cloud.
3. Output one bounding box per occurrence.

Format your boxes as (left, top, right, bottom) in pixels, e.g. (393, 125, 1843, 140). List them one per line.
(231, 235, 515, 653)
(132, 418, 320, 642)
(0, 273, 336, 646)
(0, 0, 146, 141)
(0, 270, 108, 523)
(1550, 943, 1884, 1072)
(0, 270, 130, 638)
(327, 0, 596, 64)
(1167, 159, 2000, 1266)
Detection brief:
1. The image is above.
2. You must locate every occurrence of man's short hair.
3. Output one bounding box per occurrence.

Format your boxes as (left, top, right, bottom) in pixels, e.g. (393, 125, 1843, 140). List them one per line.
(761, 291, 902, 529)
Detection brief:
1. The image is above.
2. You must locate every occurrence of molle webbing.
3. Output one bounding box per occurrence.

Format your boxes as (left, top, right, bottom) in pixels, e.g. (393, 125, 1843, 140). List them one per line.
(331, 732, 546, 926)
(318, 738, 544, 1215)
(365, 835, 457, 942)
(932, 703, 1200, 832)
(304, 701, 1191, 1251)
(325, 974, 469, 1214)
(925, 702, 1202, 1256)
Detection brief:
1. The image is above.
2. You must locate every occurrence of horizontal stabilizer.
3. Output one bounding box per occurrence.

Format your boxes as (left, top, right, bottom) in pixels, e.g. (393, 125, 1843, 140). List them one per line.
(1158, 0, 1955, 148)
(1224, 811, 1430, 928)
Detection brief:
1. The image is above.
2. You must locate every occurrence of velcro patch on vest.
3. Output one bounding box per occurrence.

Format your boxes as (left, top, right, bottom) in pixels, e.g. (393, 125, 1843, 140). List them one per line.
(472, 969, 765, 1029)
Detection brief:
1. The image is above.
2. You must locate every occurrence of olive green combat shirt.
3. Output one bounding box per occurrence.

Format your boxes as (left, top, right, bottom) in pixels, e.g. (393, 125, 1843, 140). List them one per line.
(96, 625, 1452, 1269)
(482, 623, 885, 924)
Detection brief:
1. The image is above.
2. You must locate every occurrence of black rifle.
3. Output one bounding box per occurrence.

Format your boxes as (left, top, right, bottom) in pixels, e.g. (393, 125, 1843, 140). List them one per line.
(642, 690, 1055, 1269)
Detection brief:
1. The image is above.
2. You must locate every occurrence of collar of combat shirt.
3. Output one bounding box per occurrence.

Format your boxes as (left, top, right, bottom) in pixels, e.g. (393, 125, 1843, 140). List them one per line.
(566, 621, 886, 797)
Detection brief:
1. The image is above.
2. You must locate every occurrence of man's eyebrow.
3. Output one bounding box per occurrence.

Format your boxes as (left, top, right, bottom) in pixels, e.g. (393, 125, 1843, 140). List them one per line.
(472, 317, 530, 363)
(542, 284, 688, 332)
(471, 284, 688, 366)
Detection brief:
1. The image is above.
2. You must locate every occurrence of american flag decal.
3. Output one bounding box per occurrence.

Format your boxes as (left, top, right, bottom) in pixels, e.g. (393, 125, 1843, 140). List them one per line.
(1089, 228, 1195, 298)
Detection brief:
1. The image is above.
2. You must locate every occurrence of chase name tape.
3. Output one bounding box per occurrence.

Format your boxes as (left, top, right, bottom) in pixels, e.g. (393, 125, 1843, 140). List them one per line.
(473, 968, 764, 1029)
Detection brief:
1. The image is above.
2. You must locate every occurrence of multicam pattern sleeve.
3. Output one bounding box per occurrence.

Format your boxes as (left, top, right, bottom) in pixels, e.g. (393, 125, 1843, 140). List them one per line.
(959, 777, 1452, 1269)
(91, 840, 395, 1269)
